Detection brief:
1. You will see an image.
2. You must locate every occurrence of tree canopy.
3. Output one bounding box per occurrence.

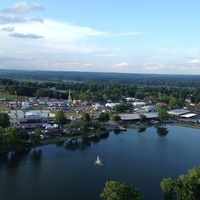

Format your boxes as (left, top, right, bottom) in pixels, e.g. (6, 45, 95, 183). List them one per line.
(157, 104, 169, 121)
(98, 112, 110, 123)
(54, 110, 66, 125)
(161, 166, 200, 200)
(30, 128, 41, 149)
(100, 180, 142, 200)
(0, 113, 10, 128)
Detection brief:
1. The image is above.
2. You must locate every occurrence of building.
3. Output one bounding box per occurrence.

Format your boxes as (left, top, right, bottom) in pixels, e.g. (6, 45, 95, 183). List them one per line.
(17, 112, 48, 129)
(167, 109, 198, 122)
(119, 112, 158, 121)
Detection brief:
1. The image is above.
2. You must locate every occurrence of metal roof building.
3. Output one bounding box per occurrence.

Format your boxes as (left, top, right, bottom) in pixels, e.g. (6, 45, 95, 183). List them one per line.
(167, 109, 190, 116)
(119, 112, 158, 121)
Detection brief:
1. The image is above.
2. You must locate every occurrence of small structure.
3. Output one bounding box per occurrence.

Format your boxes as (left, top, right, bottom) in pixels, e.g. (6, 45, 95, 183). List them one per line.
(133, 102, 146, 107)
(105, 103, 119, 109)
(70, 116, 76, 121)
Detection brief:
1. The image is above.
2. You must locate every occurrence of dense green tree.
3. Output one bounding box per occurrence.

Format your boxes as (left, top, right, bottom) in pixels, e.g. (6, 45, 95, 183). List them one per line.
(100, 181, 142, 200)
(54, 110, 66, 125)
(0, 127, 5, 145)
(4, 127, 25, 152)
(113, 102, 133, 113)
(0, 113, 10, 128)
(112, 115, 121, 122)
(81, 113, 91, 124)
(98, 112, 110, 123)
(139, 114, 147, 123)
(68, 120, 83, 135)
(157, 104, 169, 121)
(30, 128, 41, 150)
(88, 120, 101, 130)
(161, 166, 200, 200)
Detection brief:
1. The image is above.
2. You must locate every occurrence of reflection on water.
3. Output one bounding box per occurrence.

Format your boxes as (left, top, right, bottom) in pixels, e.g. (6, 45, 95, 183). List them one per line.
(138, 127, 147, 133)
(55, 140, 65, 147)
(64, 139, 92, 151)
(156, 125, 169, 137)
(31, 150, 42, 161)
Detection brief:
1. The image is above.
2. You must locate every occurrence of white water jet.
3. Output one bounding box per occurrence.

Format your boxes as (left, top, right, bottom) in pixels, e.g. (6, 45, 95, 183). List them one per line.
(95, 156, 103, 165)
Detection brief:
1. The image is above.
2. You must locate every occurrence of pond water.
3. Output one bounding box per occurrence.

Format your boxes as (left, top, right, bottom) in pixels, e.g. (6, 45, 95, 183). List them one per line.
(0, 125, 200, 200)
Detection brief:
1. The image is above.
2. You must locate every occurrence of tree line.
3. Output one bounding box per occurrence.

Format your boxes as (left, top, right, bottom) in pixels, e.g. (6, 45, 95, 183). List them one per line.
(1, 77, 200, 106)
(1, 69, 200, 87)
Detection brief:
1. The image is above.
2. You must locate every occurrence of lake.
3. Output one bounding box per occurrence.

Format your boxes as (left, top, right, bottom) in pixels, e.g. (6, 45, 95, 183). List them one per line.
(0, 125, 200, 200)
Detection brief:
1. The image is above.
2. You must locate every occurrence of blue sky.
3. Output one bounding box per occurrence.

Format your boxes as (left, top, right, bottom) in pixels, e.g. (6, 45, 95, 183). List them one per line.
(1, 1, 200, 74)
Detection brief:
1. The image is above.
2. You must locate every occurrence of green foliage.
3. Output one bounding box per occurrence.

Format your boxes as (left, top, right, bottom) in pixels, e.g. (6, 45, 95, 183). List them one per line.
(68, 120, 83, 134)
(54, 110, 66, 125)
(139, 114, 147, 122)
(100, 181, 142, 200)
(157, 104, 169, 121)
(88, 120, 101, 130)
(81, 113, 91, 124)
(112, 115, 121, 122)
(0, 127, 5, 145)
(161, 166, 200, 200)
(1, 72, 200, 104)
(113, 103, 133, 113)
(0, 112, 10, 128)
(4, 127, 26, 152)
(30, 128, 41, 149)
(98, 112, 110, 123)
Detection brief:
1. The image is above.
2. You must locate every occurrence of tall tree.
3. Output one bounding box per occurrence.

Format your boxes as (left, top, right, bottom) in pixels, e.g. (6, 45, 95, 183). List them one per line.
(139, 114, 147, 123)
(81, 113, 91, 124)
(98, 112, 110, 123)
(157, 104, 169, 121)
(100, 181, 142, 200)
(4, 127, 24, 152)
(54, 110, 66, 125)
(30, 128, 41, 150)
(161, 166, 200, 200)
(0, 113, 10, 128)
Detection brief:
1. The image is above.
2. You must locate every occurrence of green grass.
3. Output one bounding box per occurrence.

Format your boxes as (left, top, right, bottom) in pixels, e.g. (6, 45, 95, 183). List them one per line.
(0, 92, 25, 101)
(172, 123, 200, 129)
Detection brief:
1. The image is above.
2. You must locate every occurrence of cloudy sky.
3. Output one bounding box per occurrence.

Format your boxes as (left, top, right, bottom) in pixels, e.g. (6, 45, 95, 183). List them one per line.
(1, 1, 200, 74)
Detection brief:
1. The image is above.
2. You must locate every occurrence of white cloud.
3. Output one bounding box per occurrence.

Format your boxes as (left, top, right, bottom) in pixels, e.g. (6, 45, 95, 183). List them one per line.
(1, 1, 44, 14)
(143, 63, 165, 71)
(185, 59, 200, 70)
(112, 62, 135, 71)
(187, 59, 200, 64)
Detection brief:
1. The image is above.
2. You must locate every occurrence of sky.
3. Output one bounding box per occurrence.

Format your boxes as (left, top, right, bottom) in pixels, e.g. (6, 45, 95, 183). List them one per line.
(1, 1, 200, 75)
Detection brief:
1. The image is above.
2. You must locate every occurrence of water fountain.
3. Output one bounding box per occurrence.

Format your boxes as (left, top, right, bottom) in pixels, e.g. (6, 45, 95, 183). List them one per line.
(95, 156, 103, 165)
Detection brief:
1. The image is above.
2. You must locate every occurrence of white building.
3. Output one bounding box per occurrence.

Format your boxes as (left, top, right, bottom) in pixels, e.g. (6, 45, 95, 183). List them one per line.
(17, 112, 48, 129)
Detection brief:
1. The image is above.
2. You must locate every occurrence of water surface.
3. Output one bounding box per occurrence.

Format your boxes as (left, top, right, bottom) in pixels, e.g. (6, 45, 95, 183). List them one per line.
(0, 125, 200, 200)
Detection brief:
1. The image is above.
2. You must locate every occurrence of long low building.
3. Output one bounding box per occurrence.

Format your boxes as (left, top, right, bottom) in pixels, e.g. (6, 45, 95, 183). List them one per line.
(17, 112, 48, 129)
(119, 112, 158, 121)
(167, 109, 197, 120)
(167, 109, 190, 117)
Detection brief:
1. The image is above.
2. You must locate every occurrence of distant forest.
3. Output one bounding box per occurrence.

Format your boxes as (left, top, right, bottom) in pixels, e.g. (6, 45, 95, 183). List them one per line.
(0, 69, 200, 88)
(0, 69, 200, 107)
